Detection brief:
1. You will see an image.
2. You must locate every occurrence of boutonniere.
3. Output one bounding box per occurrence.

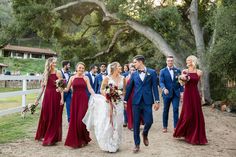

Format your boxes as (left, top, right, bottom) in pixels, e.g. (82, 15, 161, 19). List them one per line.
(146, 72, 151, 76)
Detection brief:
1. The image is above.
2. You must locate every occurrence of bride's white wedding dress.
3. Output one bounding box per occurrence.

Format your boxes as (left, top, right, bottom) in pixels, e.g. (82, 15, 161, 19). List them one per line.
(83, 76, 124, 152)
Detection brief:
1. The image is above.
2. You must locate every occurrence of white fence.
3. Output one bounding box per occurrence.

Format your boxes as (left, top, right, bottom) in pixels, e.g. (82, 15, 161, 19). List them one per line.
(0, 75, 42, 116)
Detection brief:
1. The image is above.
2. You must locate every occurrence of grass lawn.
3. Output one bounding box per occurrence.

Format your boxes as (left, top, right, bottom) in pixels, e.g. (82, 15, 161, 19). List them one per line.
(0, 88, 39, 110)
(0, 111, 39, 144)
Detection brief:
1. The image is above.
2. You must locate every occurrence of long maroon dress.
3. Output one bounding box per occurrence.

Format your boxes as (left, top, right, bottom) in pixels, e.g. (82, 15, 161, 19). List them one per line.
(35, 74, 63, 146)
(173, 73, 208, 145)
(65, 78, 91, 148)
(126, 79, 134, 130)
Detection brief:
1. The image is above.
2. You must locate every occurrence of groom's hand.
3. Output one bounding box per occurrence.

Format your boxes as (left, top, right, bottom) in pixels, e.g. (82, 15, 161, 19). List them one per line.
(153, 102, 160, 111)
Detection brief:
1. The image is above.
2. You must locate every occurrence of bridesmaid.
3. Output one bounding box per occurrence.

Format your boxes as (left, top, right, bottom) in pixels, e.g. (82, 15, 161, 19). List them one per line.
(35, 57, 64, 146)
(125, 64, 136, 130)
(173, 55, 208, 145)
(64, 62, 95, 148)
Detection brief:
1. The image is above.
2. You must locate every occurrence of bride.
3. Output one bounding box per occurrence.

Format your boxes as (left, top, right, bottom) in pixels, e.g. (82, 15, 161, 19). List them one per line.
(83, 61, 126, 152)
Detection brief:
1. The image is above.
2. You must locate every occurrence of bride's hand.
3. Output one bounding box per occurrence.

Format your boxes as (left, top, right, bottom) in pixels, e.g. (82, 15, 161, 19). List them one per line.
(124, 103, 127, 109)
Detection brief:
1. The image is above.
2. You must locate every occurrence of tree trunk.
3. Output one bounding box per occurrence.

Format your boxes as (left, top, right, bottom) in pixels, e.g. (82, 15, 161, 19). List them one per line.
(188, 0, 212, 103)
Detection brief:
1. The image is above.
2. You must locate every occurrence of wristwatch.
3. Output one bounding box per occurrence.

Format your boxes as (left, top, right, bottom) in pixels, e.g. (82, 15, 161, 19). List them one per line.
(155, 101, 160, 104)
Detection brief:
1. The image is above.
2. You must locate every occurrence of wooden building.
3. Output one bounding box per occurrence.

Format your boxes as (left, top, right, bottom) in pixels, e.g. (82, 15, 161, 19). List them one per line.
(0, 44, 57, 59)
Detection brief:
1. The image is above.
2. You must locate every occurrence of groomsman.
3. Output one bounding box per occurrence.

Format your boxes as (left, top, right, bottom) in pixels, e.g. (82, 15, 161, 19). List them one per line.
(94, 63, 107, 94)
(159, 55, 184, 133)
(60, 60, 72, 122)
(85, 64, 98, 91)
(124, 55, 160, 153)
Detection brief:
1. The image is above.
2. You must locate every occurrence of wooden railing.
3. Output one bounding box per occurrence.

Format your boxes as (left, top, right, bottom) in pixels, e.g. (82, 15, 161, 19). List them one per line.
(0, 75, 42, 116)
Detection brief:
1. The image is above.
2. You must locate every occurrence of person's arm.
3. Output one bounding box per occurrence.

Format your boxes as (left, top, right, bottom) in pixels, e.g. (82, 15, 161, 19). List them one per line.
(152, 70, 160, 111)
(84, 76, 95, 95)
(159, 69, 165, 90)
(35, 84, 45, 106)
(152, 70, 160, 102)
(197, 69, 205, 104)
(94, 75, 99, 93)
(122, 76, 126, 97)
(56, 70, 64, 105)
(124, 73, 134, 102)
(179, 69, 184, 93)
(100, 76, 109, 96)
(64, 76, 73, 92)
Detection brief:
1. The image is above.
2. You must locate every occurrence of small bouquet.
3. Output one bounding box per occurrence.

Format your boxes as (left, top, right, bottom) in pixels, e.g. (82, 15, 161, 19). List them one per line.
(178, 70, 190, 86)
(55, 78, 67, 92)
(21, 103, 37, 118)
(105, 83, 123, 104)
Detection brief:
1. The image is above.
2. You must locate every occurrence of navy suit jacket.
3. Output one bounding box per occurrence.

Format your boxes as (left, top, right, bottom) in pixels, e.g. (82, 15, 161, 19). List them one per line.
(124, 68, 160, 105)
(85, 72, 96, 90)
(159, 67, 184, 98)
(94, 73, 106, 94)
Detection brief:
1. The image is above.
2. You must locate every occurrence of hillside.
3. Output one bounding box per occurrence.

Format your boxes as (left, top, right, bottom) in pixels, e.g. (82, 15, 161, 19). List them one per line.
(0, 57, 45, 75)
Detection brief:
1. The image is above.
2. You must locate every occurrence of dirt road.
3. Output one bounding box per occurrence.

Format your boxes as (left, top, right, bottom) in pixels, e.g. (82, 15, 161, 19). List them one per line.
(1, 106, 236, 157)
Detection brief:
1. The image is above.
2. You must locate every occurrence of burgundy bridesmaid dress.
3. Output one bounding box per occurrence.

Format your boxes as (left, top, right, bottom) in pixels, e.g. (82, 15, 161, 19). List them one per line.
(127, 79, 134, 130)
(65, 78, 91, 148)
(35, 74, 63, 146)
(173, 73, 208, 145)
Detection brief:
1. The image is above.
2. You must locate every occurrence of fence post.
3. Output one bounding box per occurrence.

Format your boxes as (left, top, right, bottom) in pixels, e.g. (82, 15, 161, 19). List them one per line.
(22, 79, 27, 107)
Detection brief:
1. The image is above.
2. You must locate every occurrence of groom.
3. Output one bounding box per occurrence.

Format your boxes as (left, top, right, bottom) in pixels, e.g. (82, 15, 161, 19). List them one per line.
(124, 55, 160, 153)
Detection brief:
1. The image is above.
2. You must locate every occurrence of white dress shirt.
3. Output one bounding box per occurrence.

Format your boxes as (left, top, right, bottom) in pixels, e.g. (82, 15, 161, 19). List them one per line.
(139, 67, 147, 81)
(90, 71, 95, 84)
(167, 66, 174, 80)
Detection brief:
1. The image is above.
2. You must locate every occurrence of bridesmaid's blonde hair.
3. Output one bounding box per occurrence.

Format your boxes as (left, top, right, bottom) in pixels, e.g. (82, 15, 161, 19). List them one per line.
(42, 57, 57, 86)
(186, 55, 198, 68)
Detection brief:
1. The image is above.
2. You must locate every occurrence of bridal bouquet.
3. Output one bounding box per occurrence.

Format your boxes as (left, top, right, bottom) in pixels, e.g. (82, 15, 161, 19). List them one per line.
(55, 78, 67, 92)
(21, 103, 37, 118)
(178, 70, 190, 86)
(105, 83, 123, 104)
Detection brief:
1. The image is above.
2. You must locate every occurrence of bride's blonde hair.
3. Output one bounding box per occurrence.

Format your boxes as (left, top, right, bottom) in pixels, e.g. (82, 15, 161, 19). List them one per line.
(42, 57, 56, 86)
(108, 62, 120, 75)
(186, 55, 198, 68)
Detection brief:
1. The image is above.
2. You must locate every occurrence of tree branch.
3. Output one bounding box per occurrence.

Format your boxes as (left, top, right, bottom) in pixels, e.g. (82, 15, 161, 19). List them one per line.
(84, 27, 129, 60)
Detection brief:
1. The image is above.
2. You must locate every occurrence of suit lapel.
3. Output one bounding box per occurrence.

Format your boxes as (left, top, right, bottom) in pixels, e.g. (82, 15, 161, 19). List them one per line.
(143, 68, 150, 83)
(165, 68, 173, 82)
(135, 71, 143, 83)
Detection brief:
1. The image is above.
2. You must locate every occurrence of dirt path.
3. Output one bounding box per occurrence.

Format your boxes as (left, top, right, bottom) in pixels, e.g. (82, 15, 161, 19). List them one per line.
(1, 106, 236, 157)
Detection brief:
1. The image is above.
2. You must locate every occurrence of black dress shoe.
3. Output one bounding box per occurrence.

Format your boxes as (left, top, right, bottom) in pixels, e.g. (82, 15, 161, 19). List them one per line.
(142, 133, 149, 146)
(133, 145, 140, 153)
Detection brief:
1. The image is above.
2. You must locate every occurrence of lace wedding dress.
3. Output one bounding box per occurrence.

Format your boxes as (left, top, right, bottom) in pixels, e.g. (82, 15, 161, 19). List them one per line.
(83, 76, 124, 152)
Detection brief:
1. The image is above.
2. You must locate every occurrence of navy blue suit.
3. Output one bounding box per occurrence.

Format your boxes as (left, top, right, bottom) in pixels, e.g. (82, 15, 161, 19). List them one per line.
(60, 70, 72, 122)
(125, 68, 160, 146)
(159, 67, 184, 128)
(94, 73, 106, 94)
(85, 72, 96, 97)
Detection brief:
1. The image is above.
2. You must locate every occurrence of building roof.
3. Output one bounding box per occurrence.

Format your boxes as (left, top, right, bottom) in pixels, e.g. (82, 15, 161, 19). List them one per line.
(0, 63, 8, 67)
(2, 44, 57, 56)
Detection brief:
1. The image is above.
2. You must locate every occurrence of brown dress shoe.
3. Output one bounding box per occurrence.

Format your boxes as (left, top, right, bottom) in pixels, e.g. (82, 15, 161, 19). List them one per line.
(133, 145, 140, 153)
(142, 134, 149, 146)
